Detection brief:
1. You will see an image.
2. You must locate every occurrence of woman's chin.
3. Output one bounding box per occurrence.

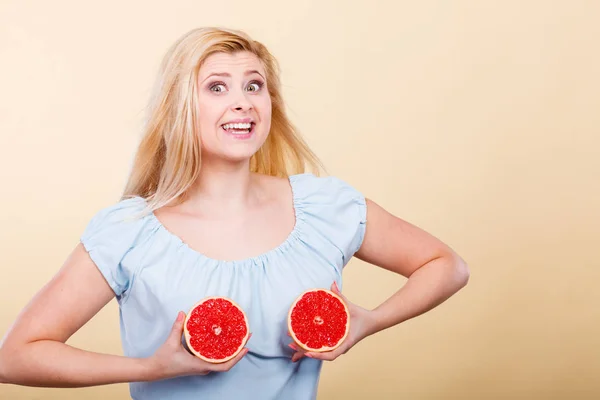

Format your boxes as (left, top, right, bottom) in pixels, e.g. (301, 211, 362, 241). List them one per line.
(201, 148, 260, 164)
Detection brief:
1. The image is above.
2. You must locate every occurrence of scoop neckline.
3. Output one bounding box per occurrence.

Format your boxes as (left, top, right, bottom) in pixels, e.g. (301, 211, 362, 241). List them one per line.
(145, 173, 306, 266)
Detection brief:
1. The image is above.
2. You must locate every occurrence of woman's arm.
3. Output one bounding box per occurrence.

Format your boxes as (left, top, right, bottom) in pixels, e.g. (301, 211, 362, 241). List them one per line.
(0, 243, 157, 387)
(355, 198, 470, 336)
(288, 198, 470, 362)
(0, 243, 248, 387)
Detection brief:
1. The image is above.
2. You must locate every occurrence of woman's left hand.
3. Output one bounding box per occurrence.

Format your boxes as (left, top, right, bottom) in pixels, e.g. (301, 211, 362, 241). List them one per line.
(288, 282, 377, 362)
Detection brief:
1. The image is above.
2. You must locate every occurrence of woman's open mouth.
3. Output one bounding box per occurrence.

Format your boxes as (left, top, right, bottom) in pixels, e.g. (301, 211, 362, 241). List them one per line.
(221, 122, 255, 139)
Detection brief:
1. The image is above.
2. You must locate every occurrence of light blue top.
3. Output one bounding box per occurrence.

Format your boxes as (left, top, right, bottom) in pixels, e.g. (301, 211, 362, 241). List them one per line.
(80, 173, 367, 400)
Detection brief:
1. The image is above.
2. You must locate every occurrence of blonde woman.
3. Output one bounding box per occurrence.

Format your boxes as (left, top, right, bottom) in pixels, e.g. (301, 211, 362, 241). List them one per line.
(0, 27, 470, 399)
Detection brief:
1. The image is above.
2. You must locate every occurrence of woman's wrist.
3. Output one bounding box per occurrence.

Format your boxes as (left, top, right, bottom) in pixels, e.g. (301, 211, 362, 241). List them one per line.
(363, 308, 385, 338)
(142, 355, 165, 382)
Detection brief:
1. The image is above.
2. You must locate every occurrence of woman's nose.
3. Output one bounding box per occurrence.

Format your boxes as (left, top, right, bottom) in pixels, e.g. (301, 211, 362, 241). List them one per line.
(231, 90, 252, 112)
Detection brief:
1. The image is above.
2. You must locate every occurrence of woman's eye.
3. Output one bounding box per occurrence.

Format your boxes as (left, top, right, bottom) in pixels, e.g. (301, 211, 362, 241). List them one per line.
(210, 83, 227, 93)
(246, 82, 262, 92)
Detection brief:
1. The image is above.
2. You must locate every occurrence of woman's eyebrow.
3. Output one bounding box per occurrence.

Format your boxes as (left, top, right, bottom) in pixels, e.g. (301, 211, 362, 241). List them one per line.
(202, 70, 265, 82)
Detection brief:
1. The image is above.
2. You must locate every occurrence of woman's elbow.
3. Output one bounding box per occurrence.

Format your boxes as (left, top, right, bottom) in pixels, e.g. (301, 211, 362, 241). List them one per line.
(0, 342, 22, 385)
(0, 347, 10, 384)
(438, 250, 469, 290)
(452, 254, 470, 288)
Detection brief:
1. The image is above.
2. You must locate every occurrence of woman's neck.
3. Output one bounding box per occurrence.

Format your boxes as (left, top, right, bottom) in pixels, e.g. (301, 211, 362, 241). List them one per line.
(184, 159, 260, 214)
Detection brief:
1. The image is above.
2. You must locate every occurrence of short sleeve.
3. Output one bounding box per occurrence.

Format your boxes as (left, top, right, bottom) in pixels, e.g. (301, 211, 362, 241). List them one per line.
(80, 197, 148, 298)
(328, 176, 367, 260)
(293, 174, 368, 267)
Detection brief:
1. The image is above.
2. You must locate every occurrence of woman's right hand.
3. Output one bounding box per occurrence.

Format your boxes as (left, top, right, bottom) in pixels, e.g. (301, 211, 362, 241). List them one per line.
(147, 311, 250, 380)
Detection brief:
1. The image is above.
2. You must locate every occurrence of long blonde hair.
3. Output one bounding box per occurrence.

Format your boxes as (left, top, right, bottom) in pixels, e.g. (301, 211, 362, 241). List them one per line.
(122, 27, 324, 212)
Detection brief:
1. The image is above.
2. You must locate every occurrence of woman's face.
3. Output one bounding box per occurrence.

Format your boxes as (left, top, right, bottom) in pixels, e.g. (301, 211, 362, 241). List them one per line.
(196, 51, 272, 164)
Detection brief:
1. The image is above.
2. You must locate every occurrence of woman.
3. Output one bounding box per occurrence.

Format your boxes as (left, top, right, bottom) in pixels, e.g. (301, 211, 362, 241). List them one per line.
(0, 27, 469, 399)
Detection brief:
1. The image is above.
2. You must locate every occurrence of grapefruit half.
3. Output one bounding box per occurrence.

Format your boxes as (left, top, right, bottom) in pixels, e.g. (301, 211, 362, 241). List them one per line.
(287, 288, 350, 352)
(183, 297, 250, 363)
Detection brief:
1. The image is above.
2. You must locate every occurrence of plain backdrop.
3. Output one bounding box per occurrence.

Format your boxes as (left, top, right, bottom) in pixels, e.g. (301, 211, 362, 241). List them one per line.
(1, 1, 599, 399)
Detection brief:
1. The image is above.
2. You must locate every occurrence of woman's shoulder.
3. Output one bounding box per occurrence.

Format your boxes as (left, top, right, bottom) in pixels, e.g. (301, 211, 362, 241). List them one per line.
(80, 196, 153, 246)
(92, 195, 147, 215)
(79, 196, 156, 297)
(290, 172, 365, 205)
(290, 173, 367, 265)
(85, 196, 150, 226)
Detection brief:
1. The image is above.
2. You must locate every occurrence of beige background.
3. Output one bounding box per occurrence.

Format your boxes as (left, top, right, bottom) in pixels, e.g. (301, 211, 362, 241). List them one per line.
(1, 0, 599, 399)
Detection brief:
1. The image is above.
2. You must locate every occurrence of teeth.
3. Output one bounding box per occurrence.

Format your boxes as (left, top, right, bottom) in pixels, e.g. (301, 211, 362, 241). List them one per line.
(223, 122, 252, 130)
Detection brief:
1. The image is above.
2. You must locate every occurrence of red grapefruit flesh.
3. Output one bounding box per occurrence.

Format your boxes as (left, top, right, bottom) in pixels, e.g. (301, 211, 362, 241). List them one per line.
(287, 289, 350, 352)
(183, 297, 249, 363)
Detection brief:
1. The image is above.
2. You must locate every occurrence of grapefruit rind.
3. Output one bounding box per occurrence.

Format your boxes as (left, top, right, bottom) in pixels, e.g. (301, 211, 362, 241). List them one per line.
(183, 296, 250, 363)
(287, 288, 350, 353)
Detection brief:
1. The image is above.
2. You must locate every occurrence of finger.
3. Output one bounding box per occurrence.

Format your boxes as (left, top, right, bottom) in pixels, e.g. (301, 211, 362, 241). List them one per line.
(288, 342, 311, 362)
(288, 343, 299, 352)
(288, 342, 309, 355)
(331, 281, 352, 305)
(292, 351, 306, 362)
(304, 344, 345, 361)
(170, 311, 185, 341)
(213, 347, 249, 372)
(304, 351, 335, 361)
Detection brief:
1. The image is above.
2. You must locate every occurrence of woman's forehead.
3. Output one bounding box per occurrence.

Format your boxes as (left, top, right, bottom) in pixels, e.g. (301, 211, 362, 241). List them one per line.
(199, 52, 265, 80)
